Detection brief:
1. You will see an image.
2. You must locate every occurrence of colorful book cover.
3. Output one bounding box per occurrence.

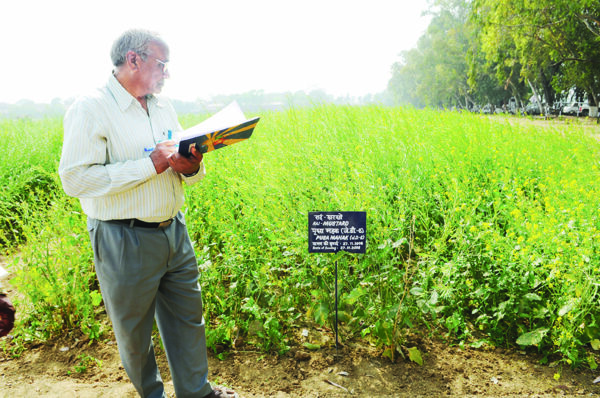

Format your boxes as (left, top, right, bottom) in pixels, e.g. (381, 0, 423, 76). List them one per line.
(177, 101, 259, 156)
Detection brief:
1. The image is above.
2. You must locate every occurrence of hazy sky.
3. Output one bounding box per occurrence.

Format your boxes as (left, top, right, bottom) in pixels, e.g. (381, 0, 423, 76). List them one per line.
(3, 0, 432, 103)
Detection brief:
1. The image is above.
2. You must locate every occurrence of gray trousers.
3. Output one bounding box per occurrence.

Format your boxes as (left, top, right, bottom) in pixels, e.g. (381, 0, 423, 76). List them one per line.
(88, 212, 212, 398)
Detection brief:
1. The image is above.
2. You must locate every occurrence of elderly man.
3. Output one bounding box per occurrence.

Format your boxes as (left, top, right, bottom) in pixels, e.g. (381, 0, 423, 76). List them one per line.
(59, 29, 237, 398)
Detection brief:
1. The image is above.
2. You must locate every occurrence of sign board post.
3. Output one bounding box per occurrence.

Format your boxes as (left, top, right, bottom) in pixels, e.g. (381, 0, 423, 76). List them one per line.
(308, 211, 366, 353)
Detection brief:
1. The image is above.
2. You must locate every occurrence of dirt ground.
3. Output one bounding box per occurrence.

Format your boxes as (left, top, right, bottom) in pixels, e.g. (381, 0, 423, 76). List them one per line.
(496, 113, 600, 132)
(1, 325, 600, 398)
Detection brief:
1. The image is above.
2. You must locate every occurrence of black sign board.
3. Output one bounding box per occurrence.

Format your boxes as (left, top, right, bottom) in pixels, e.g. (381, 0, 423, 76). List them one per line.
(308, 211, 366, 253)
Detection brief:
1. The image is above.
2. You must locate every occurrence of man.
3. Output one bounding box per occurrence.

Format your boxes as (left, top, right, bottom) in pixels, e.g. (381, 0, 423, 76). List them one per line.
(59, 29, 237, 398)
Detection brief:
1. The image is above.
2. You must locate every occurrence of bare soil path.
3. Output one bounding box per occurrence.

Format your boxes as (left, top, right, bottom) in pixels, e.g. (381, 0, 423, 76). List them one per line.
(1, 330, 600, 397)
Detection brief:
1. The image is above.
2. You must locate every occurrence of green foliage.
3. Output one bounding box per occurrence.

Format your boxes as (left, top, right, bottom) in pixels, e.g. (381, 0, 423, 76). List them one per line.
(7, 194, 105, 347)
(389, 0, 479, 108)
(0, 118, 63, 247)
(517, 327, 549, 346)
(181, 105, 600, 366)
(472, 0, 600, 105)
(70, 353, 103, 375)
(408, 346, 424, 365)
(0, 118, 105, 354)
(2, 107, 600, 371)
(391, 0, 600, 109)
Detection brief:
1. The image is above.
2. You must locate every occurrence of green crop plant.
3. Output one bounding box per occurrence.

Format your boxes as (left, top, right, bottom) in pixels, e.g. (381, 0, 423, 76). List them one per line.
(1, 108, 600, 370)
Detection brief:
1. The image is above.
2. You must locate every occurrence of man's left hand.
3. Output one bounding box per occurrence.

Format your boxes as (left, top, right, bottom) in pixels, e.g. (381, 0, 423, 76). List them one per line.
(167, 145, 203, 175)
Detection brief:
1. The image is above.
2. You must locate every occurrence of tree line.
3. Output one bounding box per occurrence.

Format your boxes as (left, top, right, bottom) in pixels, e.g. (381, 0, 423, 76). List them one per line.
(388, 0, 600, 111)
(0, 90, 394, 119)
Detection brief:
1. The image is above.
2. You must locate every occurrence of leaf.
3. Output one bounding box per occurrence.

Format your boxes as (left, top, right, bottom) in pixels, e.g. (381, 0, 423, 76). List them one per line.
(374, 320, 393, 344)
(378, 239, 390, 250)
(591, 339, 600, 350)
(90, 290, 103, 307)
(302, 342, 320, 350)
(345, 287, 365, 305)
(469, 339, 487, 348)
(331, 251, 346, 262)
(407, 346, 423, 366)
(337, 310, 351, 323)
(584, 325, 600, 341)
(392, 238, 407, 248)
(523, 293, 542, 301)
(558, 303, 574, 317)
(588, 355, 598, 370)
(516, 327, 549, 346)
(428, 290, 439, 306)
(313, 301, 329, 325)
(382, 347, 394, 361)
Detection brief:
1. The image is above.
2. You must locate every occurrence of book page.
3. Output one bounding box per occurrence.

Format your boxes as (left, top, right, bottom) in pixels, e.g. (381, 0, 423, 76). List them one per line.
(180, 101, 248, 139)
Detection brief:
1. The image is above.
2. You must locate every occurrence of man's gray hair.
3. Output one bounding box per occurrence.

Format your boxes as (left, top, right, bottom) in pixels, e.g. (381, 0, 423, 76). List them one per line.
(110, 29, 168, 67)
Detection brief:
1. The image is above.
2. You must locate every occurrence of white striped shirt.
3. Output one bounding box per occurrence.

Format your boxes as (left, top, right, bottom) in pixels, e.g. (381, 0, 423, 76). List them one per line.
(59, 74, 205, 222)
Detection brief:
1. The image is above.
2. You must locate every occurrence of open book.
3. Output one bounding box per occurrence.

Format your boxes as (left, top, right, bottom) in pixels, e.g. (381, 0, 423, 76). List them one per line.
(177, 101, 259, 156)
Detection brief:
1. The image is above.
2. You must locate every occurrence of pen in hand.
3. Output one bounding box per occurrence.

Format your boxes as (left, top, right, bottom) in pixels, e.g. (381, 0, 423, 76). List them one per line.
(149, 139, 180, 174)
(144, 130, 177, 152)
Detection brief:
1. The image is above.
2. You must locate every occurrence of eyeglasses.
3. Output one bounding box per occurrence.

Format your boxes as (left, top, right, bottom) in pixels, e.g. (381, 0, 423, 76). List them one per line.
(152, 57, 169, 75)
(138, 52, 169, 75)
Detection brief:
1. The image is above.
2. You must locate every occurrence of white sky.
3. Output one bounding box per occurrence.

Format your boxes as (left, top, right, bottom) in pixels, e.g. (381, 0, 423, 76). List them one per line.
(2, 0, 431, 103)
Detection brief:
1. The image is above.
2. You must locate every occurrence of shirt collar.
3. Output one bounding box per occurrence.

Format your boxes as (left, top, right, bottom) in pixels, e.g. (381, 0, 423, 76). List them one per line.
(107, 74, 166, 112)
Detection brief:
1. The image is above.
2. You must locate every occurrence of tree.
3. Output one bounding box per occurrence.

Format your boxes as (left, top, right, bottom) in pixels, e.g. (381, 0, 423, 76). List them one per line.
(389, 0, 477, 109)
(472, 0, 600, 107)
(388, 0, 518, 109)
(388, 0, 600, 111)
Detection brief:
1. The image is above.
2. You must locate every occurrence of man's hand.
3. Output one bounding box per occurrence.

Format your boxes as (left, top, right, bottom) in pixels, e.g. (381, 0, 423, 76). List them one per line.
(150, 141, 178, 174)
(167, 145, 203, 175)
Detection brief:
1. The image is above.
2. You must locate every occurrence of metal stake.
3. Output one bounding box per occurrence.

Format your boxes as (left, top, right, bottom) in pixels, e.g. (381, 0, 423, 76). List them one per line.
(335, 259, 339, 355)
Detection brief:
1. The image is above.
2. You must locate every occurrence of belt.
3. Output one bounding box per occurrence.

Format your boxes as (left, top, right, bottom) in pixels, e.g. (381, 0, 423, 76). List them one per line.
(110, 218, 174, 229)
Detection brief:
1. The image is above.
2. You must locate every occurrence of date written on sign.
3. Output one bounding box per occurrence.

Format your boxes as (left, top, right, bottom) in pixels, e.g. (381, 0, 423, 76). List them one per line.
(308, 211, 366, 254)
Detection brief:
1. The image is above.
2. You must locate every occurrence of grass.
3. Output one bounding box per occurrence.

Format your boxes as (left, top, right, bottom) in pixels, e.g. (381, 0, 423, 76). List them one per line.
(2, 107, 600, 370)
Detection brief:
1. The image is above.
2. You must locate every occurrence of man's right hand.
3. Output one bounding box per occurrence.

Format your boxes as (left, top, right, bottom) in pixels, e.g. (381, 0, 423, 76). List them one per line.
(150, 141, 178, 174)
